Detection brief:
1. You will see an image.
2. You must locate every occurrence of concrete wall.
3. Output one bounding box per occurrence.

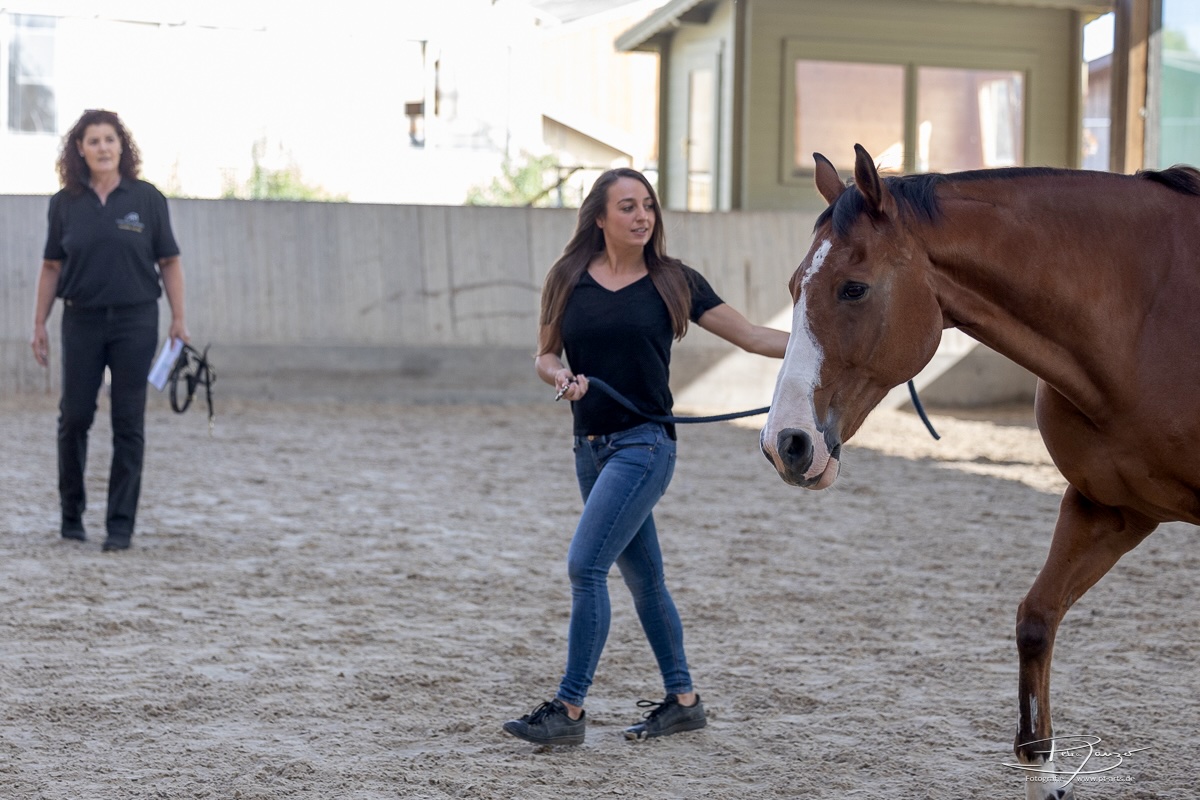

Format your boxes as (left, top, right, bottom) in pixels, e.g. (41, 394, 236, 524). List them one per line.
(1, 196, 813, 404)
(3, 194, 1037, 408)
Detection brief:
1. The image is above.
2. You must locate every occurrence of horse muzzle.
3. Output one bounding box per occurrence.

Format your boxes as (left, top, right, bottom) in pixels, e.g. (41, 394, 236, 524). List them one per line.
(761, 428, 841, 489)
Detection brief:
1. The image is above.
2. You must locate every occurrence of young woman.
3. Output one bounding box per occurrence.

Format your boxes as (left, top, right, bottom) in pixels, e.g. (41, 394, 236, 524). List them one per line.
(504, 168, 788, 745)
(31, 109, 188, 551)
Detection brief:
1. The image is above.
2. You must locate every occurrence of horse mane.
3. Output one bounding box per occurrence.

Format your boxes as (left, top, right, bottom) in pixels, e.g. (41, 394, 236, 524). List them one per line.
(818, 173, 946, 236)
(816, 164, 1200, 236)
(1136, 165, 1200, 195)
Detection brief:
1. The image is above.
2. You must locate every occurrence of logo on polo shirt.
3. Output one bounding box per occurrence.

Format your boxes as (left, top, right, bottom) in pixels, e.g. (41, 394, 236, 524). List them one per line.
(117, 212, 145, 233)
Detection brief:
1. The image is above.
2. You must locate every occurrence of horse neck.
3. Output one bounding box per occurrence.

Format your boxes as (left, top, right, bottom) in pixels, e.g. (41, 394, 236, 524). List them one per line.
(922, 175, 1161, 417)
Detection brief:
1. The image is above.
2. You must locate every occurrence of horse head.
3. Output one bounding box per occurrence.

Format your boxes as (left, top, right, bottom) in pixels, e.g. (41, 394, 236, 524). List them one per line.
(761, 144, 944, 488)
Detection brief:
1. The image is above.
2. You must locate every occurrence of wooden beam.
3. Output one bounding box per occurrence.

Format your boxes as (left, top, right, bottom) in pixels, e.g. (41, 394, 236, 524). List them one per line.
(1110, 0, 1151, 172)
(730, 0, 745, 209)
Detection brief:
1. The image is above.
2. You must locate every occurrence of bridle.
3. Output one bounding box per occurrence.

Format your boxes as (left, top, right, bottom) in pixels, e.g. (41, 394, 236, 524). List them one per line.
(168, 343, 216, 435)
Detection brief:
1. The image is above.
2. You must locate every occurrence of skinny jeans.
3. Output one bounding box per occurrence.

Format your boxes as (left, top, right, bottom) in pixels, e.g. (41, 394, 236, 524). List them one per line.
(556, 422, 693, 707)
(58, 301, 158, 539)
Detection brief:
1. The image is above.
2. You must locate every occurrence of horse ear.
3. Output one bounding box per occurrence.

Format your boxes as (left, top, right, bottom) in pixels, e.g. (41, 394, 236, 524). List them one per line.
(852, 143, 897, 219)
(813, 153, 845, 206)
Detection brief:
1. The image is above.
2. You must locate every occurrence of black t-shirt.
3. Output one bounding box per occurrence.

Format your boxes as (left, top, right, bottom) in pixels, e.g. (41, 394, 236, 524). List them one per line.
(43, 178, 180, 308)
(562, 264, 723, 439)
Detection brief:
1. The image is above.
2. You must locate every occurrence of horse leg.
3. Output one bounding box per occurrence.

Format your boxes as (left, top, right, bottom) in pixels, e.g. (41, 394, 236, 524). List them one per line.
(1014, 486, 1155, 800)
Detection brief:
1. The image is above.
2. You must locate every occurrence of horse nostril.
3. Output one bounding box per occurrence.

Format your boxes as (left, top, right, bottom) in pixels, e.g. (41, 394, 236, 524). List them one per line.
(777, 428, 814, 474)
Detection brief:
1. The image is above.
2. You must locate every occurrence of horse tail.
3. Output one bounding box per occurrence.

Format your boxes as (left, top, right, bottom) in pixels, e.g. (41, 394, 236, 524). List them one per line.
(1136, 165, 1200, 196)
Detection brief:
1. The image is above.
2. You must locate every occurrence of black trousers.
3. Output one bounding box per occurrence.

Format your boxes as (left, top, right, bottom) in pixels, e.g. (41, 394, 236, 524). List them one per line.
(58, 301, 158, 540)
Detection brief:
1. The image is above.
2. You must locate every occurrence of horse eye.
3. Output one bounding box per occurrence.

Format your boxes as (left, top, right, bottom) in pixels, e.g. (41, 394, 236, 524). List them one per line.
(839, 282, 869, 302)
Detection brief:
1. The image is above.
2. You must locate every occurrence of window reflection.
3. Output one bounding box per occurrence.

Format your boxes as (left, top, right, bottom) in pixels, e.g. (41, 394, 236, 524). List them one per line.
(794, 60, 904, 173)
(917, 67, 1024, 171)
(793, 59, 1024, 174)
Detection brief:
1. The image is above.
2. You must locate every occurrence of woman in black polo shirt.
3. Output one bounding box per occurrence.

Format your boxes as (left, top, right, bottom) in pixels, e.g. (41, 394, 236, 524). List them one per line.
(503, 168, 789, 745)
(30, 109, 188, 552)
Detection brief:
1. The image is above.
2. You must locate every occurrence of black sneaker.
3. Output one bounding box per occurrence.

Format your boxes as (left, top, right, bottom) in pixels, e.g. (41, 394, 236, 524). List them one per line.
(503, 699, 585, 746)
(102, 535, 132, 552)
(623, 694, 707, 740)
(61, 518, 86, 542)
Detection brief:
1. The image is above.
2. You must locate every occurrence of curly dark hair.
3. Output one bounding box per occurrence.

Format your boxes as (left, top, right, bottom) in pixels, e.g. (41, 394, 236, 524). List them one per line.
(56, 109, 142, 194)
(537, 168, 691, 357)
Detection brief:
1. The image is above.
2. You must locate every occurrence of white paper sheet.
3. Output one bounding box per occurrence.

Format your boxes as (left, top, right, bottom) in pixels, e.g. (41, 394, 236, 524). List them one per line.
(148, 337, 184, 391)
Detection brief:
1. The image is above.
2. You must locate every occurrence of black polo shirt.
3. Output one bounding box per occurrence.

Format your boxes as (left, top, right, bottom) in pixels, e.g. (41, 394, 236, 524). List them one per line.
(562, 264, 723, 439)
(43, 178, 180, 308)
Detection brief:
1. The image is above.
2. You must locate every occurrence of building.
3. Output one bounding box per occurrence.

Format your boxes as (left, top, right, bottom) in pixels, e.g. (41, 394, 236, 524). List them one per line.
(617, 0, 1195, 211)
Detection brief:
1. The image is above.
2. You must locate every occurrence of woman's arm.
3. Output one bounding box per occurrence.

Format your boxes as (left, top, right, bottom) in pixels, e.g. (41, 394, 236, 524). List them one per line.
(534, 325, 587, 400)
(697, 303, 789, 358)
(31, 260, 62, 367)
(159, 255, 190, 343)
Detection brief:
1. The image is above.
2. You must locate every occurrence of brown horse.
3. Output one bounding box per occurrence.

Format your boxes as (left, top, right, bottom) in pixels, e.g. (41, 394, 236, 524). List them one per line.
(760, 144, 1200, 799)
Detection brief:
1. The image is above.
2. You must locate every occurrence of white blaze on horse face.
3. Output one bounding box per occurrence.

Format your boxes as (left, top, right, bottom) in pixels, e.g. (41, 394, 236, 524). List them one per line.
(764, 239, 835, 480)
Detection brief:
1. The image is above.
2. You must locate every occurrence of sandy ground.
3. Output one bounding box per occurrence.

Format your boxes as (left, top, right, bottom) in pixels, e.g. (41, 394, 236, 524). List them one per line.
(1, 391, 1196, 800)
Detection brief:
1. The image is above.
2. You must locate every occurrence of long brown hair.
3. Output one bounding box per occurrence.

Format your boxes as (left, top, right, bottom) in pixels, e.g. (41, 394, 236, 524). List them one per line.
(538, 168, 691, 356)
(56, 109, 142, 194)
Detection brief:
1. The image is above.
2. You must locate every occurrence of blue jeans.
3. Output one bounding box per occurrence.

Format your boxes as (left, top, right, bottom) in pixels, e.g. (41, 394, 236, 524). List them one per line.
(556, 422, 693, 707)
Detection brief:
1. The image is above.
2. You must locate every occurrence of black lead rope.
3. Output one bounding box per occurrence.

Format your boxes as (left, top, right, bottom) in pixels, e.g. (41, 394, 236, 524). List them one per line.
(168, 343, 216, 435)
(907, 380, 941, 440)
(582, 376, 941, 440)
(586, 377, 769, 424)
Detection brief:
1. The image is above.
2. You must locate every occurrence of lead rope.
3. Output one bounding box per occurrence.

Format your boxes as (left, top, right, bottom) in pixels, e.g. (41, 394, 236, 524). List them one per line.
(907, 380, 941, 440)
(585, 377, 768, 424)
(578, 376, 940, 439)
(168, 343, 216, 436)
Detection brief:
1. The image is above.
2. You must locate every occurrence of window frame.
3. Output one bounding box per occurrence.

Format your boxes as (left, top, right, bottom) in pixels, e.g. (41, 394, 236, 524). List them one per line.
(780, 38, 1037, 184)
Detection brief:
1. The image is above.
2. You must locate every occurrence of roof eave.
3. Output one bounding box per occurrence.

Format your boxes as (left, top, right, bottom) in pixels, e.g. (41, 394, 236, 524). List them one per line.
(616, 0, 1115, 52)
(615, 0, 704, 52)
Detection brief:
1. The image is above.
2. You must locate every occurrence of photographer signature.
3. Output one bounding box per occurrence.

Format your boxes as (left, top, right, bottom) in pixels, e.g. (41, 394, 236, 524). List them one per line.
(1004, 735, 1150, 785)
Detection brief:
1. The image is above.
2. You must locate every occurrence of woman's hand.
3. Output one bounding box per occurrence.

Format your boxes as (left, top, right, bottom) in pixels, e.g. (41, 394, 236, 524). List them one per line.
(159, 257, 188, 344)
(553, 368, 588, 401)
(535, 347, 588, 401)
(168, 316, 191, 345)
(31, 260, 61, 367)
(31, 324, 50, 367)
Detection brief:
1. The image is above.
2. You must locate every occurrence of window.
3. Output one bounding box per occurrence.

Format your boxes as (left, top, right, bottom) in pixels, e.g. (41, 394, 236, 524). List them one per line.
(1082, 12, 1114, 171)
(686, 66, 716, 211)
(916, 67, 1024, 172)
(787, 50, 1026, 177)
(795, 60, 905, 173)
(1158, 0, 1200, 168)
(7, 14, 56, 134)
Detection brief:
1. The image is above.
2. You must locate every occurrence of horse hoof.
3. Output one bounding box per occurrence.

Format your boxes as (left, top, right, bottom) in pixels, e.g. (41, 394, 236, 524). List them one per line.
(1026, 782, 1076, 800)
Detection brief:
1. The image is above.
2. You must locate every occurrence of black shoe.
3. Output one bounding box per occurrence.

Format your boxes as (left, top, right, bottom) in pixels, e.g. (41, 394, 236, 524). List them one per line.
(102, 535, 132, 552)
(61, 522, 87, 542)
(503, 699, 585, 746)
(623, 694, 707, 740)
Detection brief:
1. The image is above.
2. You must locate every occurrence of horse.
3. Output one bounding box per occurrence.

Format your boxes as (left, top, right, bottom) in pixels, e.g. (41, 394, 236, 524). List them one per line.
(759, 144, 1200, 799)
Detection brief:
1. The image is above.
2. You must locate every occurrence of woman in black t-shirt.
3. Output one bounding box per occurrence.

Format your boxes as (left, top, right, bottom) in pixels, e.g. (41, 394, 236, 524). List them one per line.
(31, 109, 188, 552)
(503, 168, 788, 745)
